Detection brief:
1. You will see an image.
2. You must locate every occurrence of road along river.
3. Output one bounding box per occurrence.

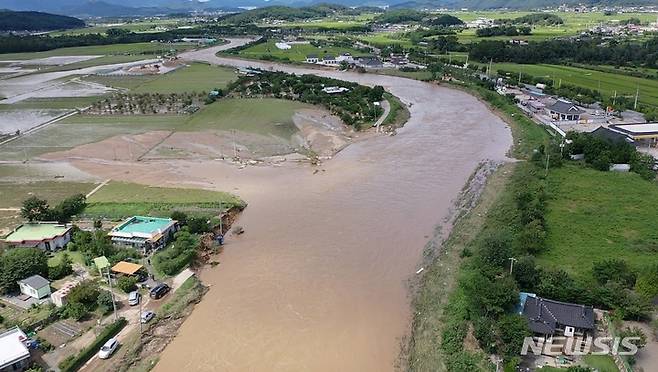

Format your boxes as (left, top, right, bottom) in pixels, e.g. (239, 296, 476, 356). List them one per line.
(90, 39, 513, 371)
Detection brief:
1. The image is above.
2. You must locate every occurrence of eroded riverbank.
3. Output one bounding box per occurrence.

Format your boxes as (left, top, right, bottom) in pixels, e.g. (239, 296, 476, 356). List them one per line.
(60, 39, 514, 371)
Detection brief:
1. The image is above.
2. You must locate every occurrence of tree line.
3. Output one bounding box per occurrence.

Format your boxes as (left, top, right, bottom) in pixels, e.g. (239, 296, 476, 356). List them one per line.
(469, 37, 658, 68)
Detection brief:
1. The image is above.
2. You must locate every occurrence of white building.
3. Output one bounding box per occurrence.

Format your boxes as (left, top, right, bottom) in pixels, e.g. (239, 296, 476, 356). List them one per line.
(0, 327, 31, 372)
(50, 281, 79, 308)
(2, 223, 72, 251)
(17, 275, 50, 300)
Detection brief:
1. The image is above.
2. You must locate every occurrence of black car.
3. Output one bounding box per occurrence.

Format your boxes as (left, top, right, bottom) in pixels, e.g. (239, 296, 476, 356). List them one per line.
(149, 283, 170, 299)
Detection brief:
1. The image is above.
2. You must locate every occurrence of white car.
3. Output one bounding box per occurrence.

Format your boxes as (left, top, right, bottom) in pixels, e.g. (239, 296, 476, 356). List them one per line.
(128, 291, 141, 306)
(141, 310, 155, 324)
(98, 337, 118, 359)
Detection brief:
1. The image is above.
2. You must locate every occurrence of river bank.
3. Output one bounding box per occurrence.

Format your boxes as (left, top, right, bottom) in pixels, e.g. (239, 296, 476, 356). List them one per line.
(22, 38, 514, 371)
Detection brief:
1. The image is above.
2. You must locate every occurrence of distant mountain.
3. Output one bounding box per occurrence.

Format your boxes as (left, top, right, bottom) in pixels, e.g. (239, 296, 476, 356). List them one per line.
(1, 0, 656, 17)
(0, 10, 85, 31)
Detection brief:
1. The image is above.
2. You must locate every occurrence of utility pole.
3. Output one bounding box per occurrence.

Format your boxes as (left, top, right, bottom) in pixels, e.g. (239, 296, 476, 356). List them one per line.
(634, 86, 639, 110)
(518, 71, 522, 85)
(106, 268, 118, 321)
(508, 257, 518, 275)
(545, 153, 550, 177)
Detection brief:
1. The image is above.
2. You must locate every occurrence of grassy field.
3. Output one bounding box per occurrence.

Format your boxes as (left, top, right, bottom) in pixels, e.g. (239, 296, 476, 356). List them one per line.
(0, 42, 195, 60)
(237, 39, 367, 62)
(48, 250, 86, 267)
(85, 63, 237, 94)
(492, 63, 658, 107)
(0, 181, 96, 208)
(0, 97, 102, 111)
(85, 181, 244, 219)
(539, 164, 658, 278)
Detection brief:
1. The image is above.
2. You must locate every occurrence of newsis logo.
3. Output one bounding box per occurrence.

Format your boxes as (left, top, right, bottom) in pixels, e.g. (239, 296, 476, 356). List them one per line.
(520, 336, 641, 356)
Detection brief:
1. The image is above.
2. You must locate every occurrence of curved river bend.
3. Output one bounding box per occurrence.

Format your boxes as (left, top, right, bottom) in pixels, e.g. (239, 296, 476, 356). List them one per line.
(134, 39, 515, 371)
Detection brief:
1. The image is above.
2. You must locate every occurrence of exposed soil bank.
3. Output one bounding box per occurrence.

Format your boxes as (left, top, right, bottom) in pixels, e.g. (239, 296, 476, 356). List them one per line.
(64, 39, 513, 372)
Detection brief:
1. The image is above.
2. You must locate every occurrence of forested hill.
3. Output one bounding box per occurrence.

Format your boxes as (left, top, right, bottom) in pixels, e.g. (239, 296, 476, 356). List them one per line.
(0, 10, 85, 31)
(389, 0, 657, 9)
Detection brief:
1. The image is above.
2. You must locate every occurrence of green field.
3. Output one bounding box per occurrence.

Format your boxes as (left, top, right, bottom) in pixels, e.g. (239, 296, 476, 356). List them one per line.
(0, 98, 311, 160)
(85, 181, 244, 219)
(0, 181, 96, 208)
(237, 40, 367, 62)
(539, 164, 658, 278)
(492, 63, 658, 107)
(84, 63, 237, 94)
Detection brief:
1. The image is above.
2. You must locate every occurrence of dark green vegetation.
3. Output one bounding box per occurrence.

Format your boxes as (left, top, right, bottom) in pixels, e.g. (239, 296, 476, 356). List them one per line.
(66, 229, 140, 267)
(21, 194, 86, 223)
(476, 25, 531, 37)
(231, 71, 385, 129)
(0, 27, 209, 54)
(0, 10, 84, 31)
(496, 13, 564, 26)
(59, 317, 127, 372)
(0, 248, 48, 293)
(469, 36, 658, 68)
(222, 4, 378, 25)
(563, 131, 655, 179)
(153, 229, 198, 276)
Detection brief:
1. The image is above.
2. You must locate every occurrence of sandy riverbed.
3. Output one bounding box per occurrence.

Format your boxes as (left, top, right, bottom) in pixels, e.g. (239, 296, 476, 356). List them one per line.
(51, 39, 514, 372)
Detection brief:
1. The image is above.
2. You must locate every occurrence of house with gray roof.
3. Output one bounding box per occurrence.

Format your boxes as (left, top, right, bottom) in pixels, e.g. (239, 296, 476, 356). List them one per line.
(17, 275, 50, 300)
(519, 293, 595, 338)
(546, 100, 585, 122)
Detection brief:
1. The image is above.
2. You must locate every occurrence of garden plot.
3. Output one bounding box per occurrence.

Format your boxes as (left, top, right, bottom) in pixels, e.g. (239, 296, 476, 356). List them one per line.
(0, 109, 69, 134)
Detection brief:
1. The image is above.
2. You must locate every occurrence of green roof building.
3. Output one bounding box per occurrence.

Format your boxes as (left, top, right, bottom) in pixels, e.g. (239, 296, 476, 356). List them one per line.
(2, 223, 72, 251)
(108, 216, 178, 254)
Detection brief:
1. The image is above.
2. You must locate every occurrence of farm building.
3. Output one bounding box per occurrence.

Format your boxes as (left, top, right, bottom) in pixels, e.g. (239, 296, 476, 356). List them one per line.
(546, 100, 585, 122)
(1, 223, 72, 250)
(0, 327, 31, 372)
(518, 292, 595, 339)
(17, 275, 50, 300)
(108, 216, 178, 254)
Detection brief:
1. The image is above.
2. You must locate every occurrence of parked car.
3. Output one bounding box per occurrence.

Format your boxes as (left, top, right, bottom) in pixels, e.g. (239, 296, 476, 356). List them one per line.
(149, 283, 170, 299)
(98, 337, 118, 359)
(128, 291, 141, 306)
(141, 310, 156, 324)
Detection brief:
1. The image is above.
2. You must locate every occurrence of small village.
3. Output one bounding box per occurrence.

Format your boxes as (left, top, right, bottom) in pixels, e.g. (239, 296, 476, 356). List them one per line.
(0, 205, 231, 372)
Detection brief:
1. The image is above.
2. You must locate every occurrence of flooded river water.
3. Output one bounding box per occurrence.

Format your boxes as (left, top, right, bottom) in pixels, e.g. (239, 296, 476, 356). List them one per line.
(90, 40, 513, 371)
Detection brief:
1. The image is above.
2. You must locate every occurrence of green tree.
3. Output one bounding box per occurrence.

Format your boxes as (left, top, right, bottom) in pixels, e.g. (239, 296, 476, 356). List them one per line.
(117, 276, 137, 294)
(592, 259, 636, 287)
(0, 248, 48, 293)
(170, 211, 188, 226)
(20, 196, 51, 222)
(48, 253, 73, 280)
(96, 290, 114, 314)
(67, 280, 100, 309)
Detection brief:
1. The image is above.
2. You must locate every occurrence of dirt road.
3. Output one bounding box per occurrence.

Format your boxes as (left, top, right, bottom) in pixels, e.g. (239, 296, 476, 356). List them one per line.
(70, 39, 514, 372)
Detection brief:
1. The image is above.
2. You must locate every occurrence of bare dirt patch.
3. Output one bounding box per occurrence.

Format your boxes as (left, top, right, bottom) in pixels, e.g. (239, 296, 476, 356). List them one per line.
(292, 108, 351, 158)
(40, 130, 172, 161)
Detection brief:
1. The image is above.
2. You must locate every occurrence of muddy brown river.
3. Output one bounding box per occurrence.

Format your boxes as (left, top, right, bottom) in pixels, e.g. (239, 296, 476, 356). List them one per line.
(90, 40, 513, 371)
